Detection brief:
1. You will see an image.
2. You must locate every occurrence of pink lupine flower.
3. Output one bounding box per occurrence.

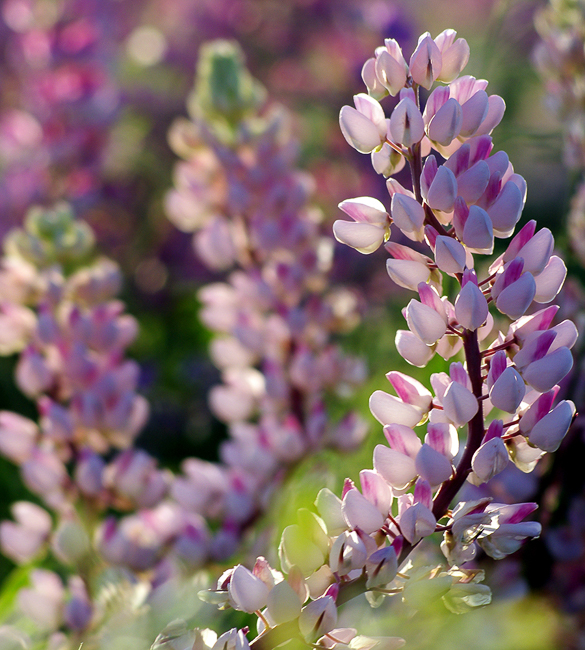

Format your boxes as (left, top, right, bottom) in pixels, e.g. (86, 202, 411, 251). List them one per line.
(373, 443, 418, 491)
(395, 329, 435, 367)
(433, 234, 467, 274)
(0, 411, 37, 463)
(373, 39, 408, 96)
(533, 255, 567, 303)
(0, 302, 36, 354)
(0, 501, 51, 564)
(434, 29, 470, 82)
(342, 488, 385, 534)
(340, 94, 388, 153)
(369, 383, 429, 428)
(385, 241, 436, 291)
(441, 498, 495, 565)
(279, 523, 327, 577)
(445, 149, 490, 203)
(491, 258, 536, 320)
(460, 201, 494, 249)
(18, 569, 65, 631)
(415, 442, 453, 486)
(362, 57, 387, 100)
(333, 196, 389, 254)
(360, 469, 393, 517)
(403, 286, 447, 345)
(202, 29, 576, 648)
(228, 564, 270, 613)
(371, 141, 406, 176)
(478, 503, 542, 559)
(63, 577, 92, 631)
(441, 376, 478, 427)
(212, 629, 250, 650)
(365, 546, 398, 589)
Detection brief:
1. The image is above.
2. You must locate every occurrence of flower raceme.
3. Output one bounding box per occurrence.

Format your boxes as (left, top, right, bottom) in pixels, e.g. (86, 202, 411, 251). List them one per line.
(190, 30, 576, 650)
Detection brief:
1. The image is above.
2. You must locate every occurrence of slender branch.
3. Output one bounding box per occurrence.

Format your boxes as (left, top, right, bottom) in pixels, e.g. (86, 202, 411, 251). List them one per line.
(432, 329, 485, 520)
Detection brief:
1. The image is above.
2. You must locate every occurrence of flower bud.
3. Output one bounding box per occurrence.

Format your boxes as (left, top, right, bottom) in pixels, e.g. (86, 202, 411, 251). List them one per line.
(369, 389, 426, 428)
(315, 488, 346, 536)
(390, 193, 425, 241)
(362, 57, 387, 100)
(0, 411, 37, 464)
(365, 546, 398, 588)
(455, 273, 488, 330)
(423, 165, 457, 212)
(487, 181, 523, 237)
(333, 221, 386, 254)
(409, 33, 442, 89)
(342, 488, 385, 534)
(340, 99, 386, 154)
(475, 94, 506, 136)
(528, 400, 575, 452)
(329, 530, 368, 575)
(389, 98, 424, 148)
(279, 525, 325, 576)
(435, 236, 466, 274)
(372, 142, 405, 176)
(435, 29, 470, 82)
(386, 258, 431, 290)
(471, 433, 509, 484)
(395, 330, 434, 367)
(375, 44, 408, 96)
(373, 444, 417, 490)
(489, 366, 525, 413)
(404, 300, 447, 345)
(228, 565, 270, 613)
(212, 629, 250, 650)
(522, 346, 573, 393)
(442, 380, 478, 426)
(427, 98, 462, 146)
(360, 469, 393, 517)
(462, 205, 494, 252)
(456, 159, 490, 203)
(533, 255, 567, 303)
(415, 443, 453, 486)
(459, 90, 489, 137)
(266, 580, 302, 624)
(495, 272, 536, 320)
(299, 596, 337, 640)
(399, 502, 436, 544)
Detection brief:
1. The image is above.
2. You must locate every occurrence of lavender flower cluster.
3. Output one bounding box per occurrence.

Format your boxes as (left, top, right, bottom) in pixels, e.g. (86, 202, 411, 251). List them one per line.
(189, 29, 578, 650)
(0, 40, 369, 649)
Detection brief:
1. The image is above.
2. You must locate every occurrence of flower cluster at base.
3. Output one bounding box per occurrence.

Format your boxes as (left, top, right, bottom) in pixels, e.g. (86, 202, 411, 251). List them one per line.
(196, 30, 577, 649)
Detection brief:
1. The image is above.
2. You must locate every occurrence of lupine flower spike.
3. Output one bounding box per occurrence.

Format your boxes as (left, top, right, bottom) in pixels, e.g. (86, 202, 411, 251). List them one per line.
(197, 29, 577, 650)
